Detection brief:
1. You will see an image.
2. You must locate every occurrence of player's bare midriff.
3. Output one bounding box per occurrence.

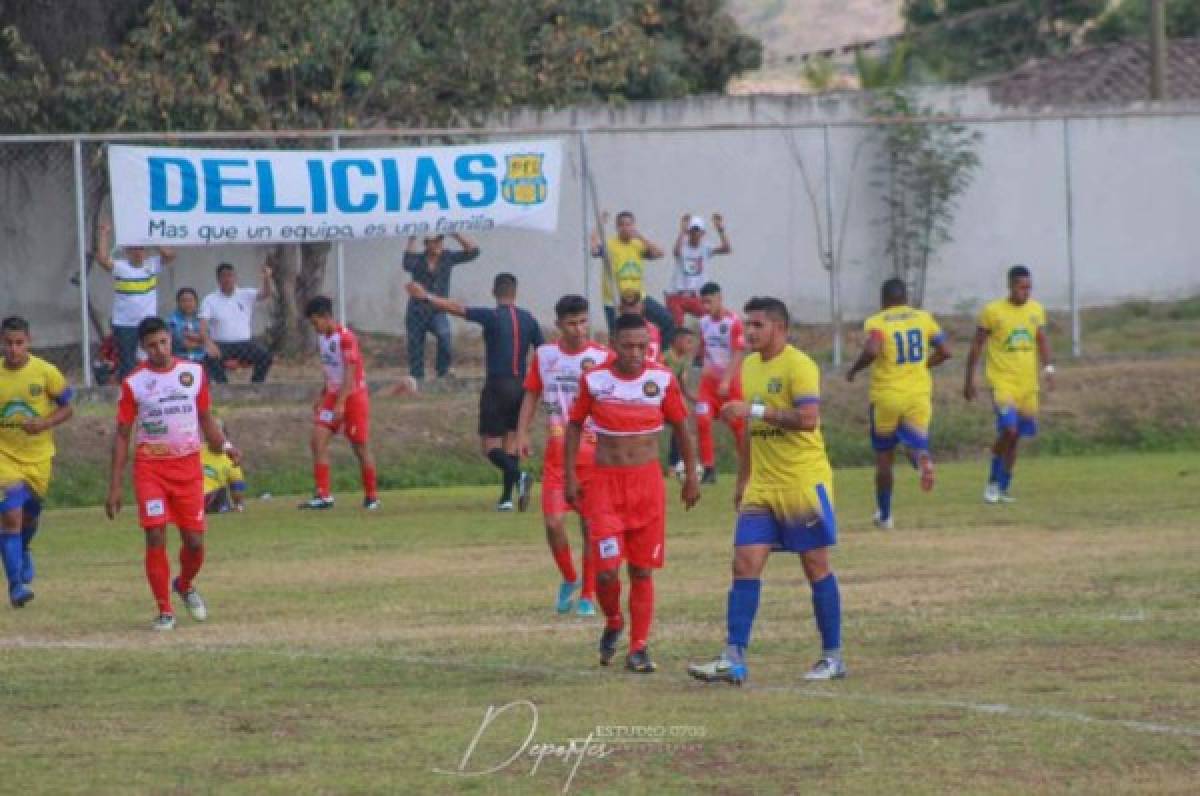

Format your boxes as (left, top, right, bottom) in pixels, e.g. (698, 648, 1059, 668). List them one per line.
(593, 431, 660, 467)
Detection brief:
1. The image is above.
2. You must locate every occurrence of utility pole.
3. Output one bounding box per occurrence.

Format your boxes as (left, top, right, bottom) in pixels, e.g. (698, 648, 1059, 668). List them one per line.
(1149, 0, 1168, 100)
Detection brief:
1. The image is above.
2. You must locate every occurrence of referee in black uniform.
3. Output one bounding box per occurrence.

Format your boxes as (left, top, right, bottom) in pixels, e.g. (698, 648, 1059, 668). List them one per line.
(405, 273, 544, 511)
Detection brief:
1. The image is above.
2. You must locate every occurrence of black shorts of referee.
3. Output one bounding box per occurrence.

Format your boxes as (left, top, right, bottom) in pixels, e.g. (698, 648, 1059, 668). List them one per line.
(478, 375, 524, 436)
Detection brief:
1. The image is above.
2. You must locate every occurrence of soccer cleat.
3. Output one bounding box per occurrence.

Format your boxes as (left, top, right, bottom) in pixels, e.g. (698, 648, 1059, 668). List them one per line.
(918, 454, 935, 492)
(363, 497, 381, 511)
(556, 580, 579, 614)
(687, 655, 747, 685)
(598, 626, 623, 666)
(983, 483, 1001, 504)
(496, 499, 514, 512)
(998, 491, 1017, 504)
(20, 548, 34, 584)
(872, 511, 894, 530)
(9, 585, 34, 608)
(576, 597, 597, 617)
(802, 656, 847, 681)
(701, 467, 717, 485)
(299, 495, 335, 510)
(673, 461, 686, 482)
(516, 472, 532, 513)
(172, 578, 208, 622)
(151, 613, 176, 631)
(625, 649, 657, 674)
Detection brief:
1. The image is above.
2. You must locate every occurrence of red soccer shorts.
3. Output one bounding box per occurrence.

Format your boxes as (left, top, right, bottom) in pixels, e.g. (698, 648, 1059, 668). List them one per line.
(696, 371, 744, 422)
(541, 434, 596, 516)
(315, 390, 370, 444)
(665, 291, 704, 326)
(134, 454, 206, 532)
(582, 460, 666, 571)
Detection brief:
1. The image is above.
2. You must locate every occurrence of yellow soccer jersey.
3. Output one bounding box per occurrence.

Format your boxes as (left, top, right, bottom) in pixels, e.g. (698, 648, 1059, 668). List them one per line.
(863, 305, 944, 399)
(202, 447, 244, 494)
(741, 345, 829, 488)
(978, 298, 1046, 390)
(0, 355, 69, 464)
(601, 236, 648, 304)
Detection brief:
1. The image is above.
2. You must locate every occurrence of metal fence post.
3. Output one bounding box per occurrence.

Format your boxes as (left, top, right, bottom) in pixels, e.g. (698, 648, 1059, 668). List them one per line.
(73, 139, 93, 387)
(331, 133, 347, 323)
(1062, 118, 1081, 357)
(822, 125, 842, 367)
(579, 130, 592, 321)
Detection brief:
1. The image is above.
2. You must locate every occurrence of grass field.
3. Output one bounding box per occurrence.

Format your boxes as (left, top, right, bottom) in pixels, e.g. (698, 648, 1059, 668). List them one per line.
(3, 452, 1198, 794)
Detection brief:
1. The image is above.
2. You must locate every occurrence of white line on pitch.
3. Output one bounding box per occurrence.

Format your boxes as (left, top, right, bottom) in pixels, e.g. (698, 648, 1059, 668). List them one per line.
(5, 636, 1198, 739)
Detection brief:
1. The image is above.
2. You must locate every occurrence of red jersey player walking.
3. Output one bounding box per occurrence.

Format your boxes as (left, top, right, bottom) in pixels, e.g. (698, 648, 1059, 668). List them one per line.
(516, 295, 611, 618)
(566, 313, 700, 673)
(696, 282, 746, 484)
(299, 296, 379, 510)
(106, 317, 240, 631)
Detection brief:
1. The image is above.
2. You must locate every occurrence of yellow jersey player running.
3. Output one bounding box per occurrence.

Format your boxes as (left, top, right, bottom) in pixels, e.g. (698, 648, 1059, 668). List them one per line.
(0, 316, 74, 607)
(688, 297, 845, 685)
(964, 265, 1055, 503)
(846, 278, 951, 529)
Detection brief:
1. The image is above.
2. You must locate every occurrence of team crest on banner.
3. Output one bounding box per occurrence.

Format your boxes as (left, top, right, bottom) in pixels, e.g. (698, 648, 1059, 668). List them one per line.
(502, 154, 547, 206)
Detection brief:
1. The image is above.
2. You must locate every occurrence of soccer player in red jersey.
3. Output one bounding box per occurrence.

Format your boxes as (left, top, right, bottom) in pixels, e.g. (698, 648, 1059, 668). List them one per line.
(696, 281, 747, 484)
(299, 296, 379, 510)
(106, 317, 240, 631)
(516, 295, 612, 618)
(566, 313, 700, 673)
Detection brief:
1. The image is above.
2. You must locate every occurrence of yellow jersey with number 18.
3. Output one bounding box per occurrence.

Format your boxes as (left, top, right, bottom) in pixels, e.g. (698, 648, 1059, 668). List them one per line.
(978, 298, 1046, 392)
(740, 345, 830, 489)
(0, 355, 69, 464)
(863, 305, 944, 400)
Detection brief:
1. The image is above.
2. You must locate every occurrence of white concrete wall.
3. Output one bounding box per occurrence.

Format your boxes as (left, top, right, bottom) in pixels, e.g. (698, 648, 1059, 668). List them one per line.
(3, 90, 1200, 350)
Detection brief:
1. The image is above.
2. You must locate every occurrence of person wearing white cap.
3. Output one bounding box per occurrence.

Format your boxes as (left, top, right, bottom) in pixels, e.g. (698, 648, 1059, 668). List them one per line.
(668, 213, 731, 327)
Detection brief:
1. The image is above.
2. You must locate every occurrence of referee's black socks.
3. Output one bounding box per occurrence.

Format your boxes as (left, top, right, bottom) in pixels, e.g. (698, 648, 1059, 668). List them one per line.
(486, 448, 520, 501)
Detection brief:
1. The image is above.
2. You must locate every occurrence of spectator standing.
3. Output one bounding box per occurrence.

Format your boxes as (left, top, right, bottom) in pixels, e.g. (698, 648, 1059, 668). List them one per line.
(93, 222, 175, 379)
(402, 233, 480, 380)
(590, 211, 675, 343)
(199, 262, 274, 383)
(668, 213, 731, 327)
(169, 288, 206, 364)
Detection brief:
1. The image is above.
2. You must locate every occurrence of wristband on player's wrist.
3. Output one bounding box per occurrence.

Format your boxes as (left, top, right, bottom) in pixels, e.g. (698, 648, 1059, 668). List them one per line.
(750, 404, 767, 420)
(222, 440, 234, 452)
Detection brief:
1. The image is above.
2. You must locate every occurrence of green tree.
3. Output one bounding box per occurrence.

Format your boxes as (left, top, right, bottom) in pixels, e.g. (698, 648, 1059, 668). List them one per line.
(1087, 0, 1200, 44)
(871, 89, 981, 307)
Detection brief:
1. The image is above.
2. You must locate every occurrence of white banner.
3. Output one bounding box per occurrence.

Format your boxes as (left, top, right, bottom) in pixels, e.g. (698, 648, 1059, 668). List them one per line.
(107, 140, 563, 246)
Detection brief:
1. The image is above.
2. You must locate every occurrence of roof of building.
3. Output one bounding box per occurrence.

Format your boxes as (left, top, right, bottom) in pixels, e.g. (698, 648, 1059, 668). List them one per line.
(984, 37, 1200, 107)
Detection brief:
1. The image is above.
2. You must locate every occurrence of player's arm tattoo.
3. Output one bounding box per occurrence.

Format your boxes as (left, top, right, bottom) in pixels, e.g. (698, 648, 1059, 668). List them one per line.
(761, 402, 820, 432)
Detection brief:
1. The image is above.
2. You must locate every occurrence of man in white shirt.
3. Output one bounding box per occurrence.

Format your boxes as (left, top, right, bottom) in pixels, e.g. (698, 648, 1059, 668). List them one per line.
(667, 214, 731, 328)
(199, 262, 274, 383)
(94, 222, 176, 379)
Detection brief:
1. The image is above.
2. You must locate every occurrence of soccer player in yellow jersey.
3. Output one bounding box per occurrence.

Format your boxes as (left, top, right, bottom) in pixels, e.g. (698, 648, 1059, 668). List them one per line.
(964, 265, 1054, 504)
(688, 297, 845, 685)
(0, 317, 74, 607)
(846, 279, 951, 529)
(202, 445, 246, 514)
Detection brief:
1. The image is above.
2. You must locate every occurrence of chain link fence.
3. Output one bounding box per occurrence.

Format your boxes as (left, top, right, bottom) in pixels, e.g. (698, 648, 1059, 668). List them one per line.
(3, 108, 1199, 390)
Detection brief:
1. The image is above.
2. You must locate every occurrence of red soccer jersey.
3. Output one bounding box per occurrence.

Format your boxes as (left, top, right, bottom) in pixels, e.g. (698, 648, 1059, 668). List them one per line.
(117, 359, 211, 461)
(569, 361, 687, 436)
(524, 341, 613, 425)
(700, 310, 744, 378)
(318, 324, 367, 396)
(645, 320, 664, 364)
